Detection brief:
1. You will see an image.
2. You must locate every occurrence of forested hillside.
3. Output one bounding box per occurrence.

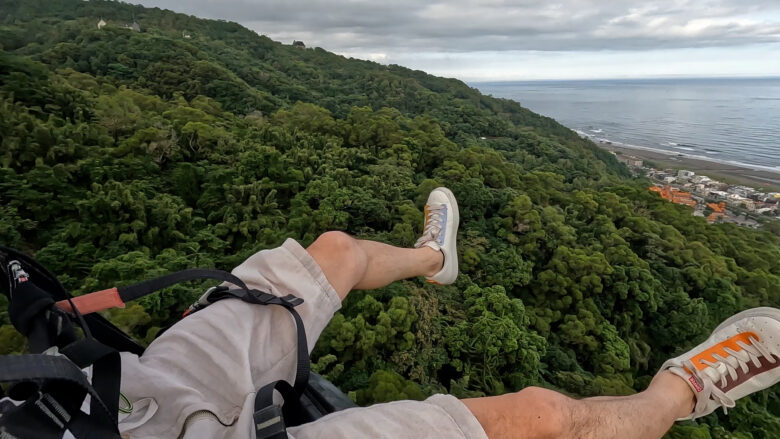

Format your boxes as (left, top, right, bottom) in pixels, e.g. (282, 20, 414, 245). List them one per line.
(1, 1, 779, 437)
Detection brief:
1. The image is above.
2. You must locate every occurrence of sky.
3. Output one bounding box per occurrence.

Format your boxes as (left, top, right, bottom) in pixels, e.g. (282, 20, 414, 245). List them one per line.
(134, 0, 780, 81)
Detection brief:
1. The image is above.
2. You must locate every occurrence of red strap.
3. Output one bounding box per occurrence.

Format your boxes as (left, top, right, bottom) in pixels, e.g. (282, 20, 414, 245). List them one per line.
(55, 288, 125, 315)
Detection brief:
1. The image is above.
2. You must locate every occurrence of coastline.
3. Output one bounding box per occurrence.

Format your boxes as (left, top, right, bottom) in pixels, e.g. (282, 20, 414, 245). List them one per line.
(592, 141, 780, 191)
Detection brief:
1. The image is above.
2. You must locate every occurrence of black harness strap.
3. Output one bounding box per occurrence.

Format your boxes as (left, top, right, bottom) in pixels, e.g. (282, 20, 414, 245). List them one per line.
(118, 268, 248, 302)
(201, 287, 309, 396)
(0, 355, 120, 438)
(110, 270, 313, 438)
(9, 281, 61, 353)
(187, 287, 310, 439)
(253, 380, 297, 439)
(2, 262, 315, 439)
(61, 339, 122, 427)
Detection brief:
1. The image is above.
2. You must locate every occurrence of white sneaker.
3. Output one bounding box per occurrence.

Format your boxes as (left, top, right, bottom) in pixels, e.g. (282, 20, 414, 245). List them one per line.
(414, 187, 459, 285)
(660, 307, 780, 420)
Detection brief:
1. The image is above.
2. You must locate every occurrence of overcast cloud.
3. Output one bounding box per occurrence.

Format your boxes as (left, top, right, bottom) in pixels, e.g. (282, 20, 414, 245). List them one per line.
(135, 0, 780, 80)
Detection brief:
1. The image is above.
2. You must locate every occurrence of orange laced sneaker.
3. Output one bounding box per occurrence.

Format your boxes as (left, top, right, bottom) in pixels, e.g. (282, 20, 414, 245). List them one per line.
(661, 307, 780, 420)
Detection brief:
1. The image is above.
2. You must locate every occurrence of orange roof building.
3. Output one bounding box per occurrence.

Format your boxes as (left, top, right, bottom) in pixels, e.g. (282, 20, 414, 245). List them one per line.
(650, 185, 696, 208)
(706, 202, 727, 223)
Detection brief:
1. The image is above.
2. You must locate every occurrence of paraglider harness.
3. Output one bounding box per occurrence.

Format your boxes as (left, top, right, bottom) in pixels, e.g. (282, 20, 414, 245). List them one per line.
(0, 245, 354, 438)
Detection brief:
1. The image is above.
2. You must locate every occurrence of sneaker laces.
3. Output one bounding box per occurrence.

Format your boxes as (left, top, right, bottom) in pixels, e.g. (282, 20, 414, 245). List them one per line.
(415, 204, 445, 248)
(685, 335, 777, 415)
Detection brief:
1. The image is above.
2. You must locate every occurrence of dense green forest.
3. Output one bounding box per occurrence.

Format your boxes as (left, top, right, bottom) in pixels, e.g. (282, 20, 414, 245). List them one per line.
(1, 1, 779, 437)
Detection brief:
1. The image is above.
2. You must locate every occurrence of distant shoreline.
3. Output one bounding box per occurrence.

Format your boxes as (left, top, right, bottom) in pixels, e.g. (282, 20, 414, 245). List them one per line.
(472, 76, 780, 85)
(593, 141, 780, 191)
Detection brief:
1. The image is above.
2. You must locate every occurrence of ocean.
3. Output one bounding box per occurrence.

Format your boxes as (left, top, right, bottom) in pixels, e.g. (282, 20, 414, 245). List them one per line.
(474, 78, 780, 173)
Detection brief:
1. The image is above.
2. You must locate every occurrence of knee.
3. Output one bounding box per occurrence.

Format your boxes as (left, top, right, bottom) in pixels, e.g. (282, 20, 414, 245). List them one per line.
(311, 231, 366, 273)
(512, 387, 572, 439)
(312, 231, 357, 256)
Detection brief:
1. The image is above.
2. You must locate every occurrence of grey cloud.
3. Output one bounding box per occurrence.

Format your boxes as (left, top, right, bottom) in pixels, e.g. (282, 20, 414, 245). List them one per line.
(135, 0, 780, 53)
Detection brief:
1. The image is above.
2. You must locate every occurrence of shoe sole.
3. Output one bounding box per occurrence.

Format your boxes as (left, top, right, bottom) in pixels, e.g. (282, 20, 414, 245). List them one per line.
(435, 187, 459, 284)
(713, 307, 780, 333)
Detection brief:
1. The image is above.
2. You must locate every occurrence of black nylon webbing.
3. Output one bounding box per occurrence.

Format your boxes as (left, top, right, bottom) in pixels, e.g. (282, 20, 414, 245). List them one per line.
(118, 269, 248, 302)
(255, 380, 296, 413)
(0, 355, 91, 389)
(254, 380, 297, 439)
(0, 355, 120, 437)
(1, 265, 312, 438)
(287, 306, 309, 396)
(205, 289, 309, 396)
(199, 288, 310, 438)
(60, 339, 122, 432)
(87, 351, 121, 437)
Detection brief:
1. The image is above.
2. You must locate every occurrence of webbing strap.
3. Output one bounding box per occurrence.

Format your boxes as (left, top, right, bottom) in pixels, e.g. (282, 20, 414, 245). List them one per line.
(3, 264, 311, 439)
(192, 288, 310, 439)
(62, 339, 122, 429)
(254, 380, 296, 439)
(118, 269, 248, 302)
(0, 355, 91, 395)
(200, 288, 309, 396)
(0, 355, 120, 438)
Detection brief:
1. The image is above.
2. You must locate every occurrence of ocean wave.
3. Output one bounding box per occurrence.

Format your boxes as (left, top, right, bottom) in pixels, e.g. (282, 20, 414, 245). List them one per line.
(589, 128, 604, 134)
(590, 136, 780, 175)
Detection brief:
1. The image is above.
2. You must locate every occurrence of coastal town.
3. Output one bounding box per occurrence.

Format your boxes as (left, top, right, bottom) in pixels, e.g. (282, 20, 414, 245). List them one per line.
(614, 153, 780, 229)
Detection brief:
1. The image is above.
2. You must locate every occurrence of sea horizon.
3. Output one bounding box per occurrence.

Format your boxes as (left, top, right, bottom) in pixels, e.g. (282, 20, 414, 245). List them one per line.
(474, 77, 780, 175)
(471, 75, 780, 84)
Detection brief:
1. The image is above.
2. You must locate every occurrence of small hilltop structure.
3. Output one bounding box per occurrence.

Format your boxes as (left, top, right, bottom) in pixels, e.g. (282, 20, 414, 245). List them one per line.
(119, 14, 141, 32)
(292, 40, 306, 48)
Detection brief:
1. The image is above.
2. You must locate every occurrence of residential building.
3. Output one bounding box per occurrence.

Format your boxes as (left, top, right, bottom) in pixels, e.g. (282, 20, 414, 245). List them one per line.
(727, 186, 754, 197)
(726, 194, 756, 211)
(707, 202, 727, 223)
(678, 170, 695, 178)
(650, 185, 696, 207)
(710, 190, 728, 199)
(617, 155, 643, 168)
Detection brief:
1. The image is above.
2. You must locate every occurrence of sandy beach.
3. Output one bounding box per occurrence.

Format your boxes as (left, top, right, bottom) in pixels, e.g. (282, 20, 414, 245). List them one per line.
(595, 141, 780, 191)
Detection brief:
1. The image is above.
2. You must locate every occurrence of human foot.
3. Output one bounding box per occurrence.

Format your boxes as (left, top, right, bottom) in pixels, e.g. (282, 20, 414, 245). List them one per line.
(414, 187, 459, 285)
(661, 307, 780, 420)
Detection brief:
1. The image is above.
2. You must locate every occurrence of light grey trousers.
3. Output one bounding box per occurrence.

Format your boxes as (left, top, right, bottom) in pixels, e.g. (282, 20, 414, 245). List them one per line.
(117, 239, 488, 439)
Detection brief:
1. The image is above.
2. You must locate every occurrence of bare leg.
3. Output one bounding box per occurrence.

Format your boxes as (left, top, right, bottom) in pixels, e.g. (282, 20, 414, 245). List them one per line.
(463, 371, 695, 439)
(305, 231, 443, 300)
(305, 232, 696, 438)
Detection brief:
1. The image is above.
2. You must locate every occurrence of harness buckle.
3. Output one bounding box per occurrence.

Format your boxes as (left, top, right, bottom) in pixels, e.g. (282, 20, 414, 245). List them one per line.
(253, 404, 287, 439)
(244, 290, 303, 308)
(182, 285, 229, 317)
(244, 289, 279, 305)
(280, 294, 304, 307)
